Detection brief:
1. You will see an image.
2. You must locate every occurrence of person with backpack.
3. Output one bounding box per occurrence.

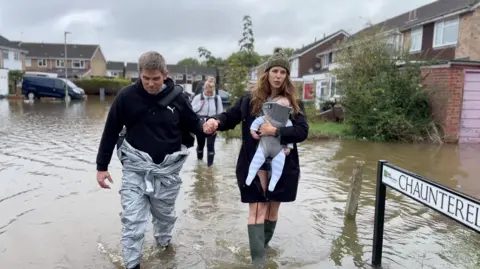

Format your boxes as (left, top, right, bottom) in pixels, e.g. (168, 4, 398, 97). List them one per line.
(95, 51, 210, 269)
(191, 76, 223, 167)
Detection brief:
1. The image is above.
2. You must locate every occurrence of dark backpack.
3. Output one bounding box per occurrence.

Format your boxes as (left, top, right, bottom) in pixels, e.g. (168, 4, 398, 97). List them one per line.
(116, 85, 195, 150)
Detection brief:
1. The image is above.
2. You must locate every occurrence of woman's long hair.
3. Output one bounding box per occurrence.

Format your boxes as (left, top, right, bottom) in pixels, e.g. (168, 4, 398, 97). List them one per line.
(250, 70, 301, 116)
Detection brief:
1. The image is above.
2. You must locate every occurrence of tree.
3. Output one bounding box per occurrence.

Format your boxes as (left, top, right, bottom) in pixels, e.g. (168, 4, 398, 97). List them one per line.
(224, 53, 249, 102)
(8, 70, 24, 95)
(197, 46, 227, 86)
(332, 27, 440, 143)
(237, 15, 260, 68)
(177, 57, 201, 67)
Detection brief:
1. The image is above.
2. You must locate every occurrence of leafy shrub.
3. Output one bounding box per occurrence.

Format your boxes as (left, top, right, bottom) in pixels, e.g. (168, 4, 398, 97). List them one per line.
(73, 77, 132, 95)
(332, 27, 440, 143)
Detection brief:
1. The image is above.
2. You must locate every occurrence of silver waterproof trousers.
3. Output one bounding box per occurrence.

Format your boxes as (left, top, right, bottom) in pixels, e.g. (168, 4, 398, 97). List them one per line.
(117, 140, 189, 269)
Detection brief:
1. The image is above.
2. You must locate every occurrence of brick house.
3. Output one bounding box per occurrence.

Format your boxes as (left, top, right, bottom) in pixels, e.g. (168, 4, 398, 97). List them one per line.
(124, 62, 138, 80)
(106, 61, 125, 78)
(352, 0, 480, 62)
(287, 30, 350, 108)
(250, 30, 350, 82)
(124, 63, 216, 93)
(12, 42, 107, 78)
(399, 0, 480, 61)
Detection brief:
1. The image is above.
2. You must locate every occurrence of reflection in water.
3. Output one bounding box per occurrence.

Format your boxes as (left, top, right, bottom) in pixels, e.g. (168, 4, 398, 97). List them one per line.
(1, 98, 480, 269)
(329, 218, 364, 268)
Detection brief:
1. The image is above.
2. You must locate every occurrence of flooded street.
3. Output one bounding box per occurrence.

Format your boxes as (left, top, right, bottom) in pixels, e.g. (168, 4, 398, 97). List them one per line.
(1, 97, 480, 269)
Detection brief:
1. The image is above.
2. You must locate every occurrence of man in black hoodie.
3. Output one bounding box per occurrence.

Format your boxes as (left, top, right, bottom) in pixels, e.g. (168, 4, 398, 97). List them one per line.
(95, 51, 208, 269)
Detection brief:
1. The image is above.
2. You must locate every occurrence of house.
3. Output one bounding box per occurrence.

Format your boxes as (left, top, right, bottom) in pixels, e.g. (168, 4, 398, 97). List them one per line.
(352, 0, 480, 62)
(124, 63, 216, 93)
(273, 30, 348, 107)
(250, 31, 350, 83)
(249, 62, 267, 82)
(106, 61, 125, 78)
(11, 41, 107, 78)
(125, 62, 138, 80)
(400, 0, 480, 61)
(304, 0, 480, 108)
(288, 30, 350, 80)
(0, 35, 28, 71)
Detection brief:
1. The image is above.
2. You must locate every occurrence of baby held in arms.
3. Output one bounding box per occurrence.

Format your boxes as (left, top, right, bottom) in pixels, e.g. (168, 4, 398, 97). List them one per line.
(247, 96, 293, 192)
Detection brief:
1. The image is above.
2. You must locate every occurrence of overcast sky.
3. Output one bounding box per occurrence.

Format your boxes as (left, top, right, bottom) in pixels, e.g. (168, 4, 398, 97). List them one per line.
(0, 0, 435, 64)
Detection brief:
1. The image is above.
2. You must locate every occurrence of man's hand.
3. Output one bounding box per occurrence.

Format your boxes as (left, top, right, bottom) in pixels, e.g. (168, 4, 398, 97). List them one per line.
(250, 130, 260, 140)
(203, 118, 219, 134)
(258, 119, 277, 137)
(284, 148, 291, 155)
(97, 171, 113, 189)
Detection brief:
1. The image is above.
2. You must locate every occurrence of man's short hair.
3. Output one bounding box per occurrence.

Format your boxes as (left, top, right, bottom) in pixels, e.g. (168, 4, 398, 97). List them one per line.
(138, 51, 168, 74)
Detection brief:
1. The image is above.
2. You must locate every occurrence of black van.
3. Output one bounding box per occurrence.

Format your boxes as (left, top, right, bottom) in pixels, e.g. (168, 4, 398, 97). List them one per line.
(21, 75, 85, 100)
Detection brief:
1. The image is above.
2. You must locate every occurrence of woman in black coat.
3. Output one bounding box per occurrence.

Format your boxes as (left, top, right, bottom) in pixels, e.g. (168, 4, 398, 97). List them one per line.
(204, 48, 309, 266)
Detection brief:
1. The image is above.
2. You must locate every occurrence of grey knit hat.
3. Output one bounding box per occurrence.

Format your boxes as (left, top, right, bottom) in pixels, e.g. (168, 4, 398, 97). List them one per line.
(265, 48, 290, 74)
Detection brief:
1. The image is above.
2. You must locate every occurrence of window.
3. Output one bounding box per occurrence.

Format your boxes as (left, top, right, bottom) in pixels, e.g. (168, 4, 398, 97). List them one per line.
(290, 58, 299, 78)
(410, 27, 423, 52)
(37, 59, 47, 67)
(316, 80, 328, 101)
(195, 75, 202, 81)
(72, 60, 85, 68)
(386, 33, 403, 53)
(176, 74, 183, 80)
(56, 60, 65, 68)
(336, 80, 344, 96)
(2, 51, 9, 59)
(433, 17, 459, 48)
(321, 54, 328, 68)
(330, 77, 336, 97)
(54, 79, 65, 89)
(25, 58, 31, 67)
(186, 75, 193, 80)
(14, 52, 19, 61)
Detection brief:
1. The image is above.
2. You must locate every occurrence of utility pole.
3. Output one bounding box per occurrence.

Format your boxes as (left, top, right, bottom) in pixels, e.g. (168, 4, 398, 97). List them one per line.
(64, 31, 71, 101)
(184, 66, 188, 90)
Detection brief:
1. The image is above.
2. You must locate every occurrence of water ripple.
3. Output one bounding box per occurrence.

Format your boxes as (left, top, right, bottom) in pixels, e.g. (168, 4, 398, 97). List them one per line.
(1, 99, 480, 269)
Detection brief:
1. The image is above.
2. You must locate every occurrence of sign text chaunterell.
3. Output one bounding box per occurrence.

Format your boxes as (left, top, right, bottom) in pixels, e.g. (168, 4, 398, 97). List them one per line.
(382, 165, 480, 233)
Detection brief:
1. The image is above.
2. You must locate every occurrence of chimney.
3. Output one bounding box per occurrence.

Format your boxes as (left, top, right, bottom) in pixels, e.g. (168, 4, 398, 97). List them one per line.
(409, 9, 417, 21)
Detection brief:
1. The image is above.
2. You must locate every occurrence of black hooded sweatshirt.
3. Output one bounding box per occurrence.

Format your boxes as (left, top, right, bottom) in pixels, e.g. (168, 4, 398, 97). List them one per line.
(96, 77, 204, 171)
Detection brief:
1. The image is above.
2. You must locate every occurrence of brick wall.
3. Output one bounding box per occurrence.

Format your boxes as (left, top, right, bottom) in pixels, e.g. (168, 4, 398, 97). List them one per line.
(421, 64, 480, 143)
(456, 8, 480, 60)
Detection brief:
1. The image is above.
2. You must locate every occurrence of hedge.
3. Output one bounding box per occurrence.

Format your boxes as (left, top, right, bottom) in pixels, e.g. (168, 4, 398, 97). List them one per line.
(73, 77, 132, 95)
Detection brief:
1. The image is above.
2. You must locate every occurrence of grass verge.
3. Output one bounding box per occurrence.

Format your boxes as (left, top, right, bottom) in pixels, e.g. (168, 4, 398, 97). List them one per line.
(220, 121, 353, 140)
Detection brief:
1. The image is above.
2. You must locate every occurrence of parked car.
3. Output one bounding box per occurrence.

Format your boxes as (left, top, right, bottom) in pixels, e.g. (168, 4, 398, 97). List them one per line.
(217, 89, 231, 105)
(21, 75, 85, 100)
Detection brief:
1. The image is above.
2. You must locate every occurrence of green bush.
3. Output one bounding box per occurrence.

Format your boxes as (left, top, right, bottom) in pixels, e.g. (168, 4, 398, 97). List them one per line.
(73, 77, 132, 95)
(332, 27, 440, 143)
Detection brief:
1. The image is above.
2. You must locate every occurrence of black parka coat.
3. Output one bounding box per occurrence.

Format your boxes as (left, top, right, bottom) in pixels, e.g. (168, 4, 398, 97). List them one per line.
(211, 92, 309, 203)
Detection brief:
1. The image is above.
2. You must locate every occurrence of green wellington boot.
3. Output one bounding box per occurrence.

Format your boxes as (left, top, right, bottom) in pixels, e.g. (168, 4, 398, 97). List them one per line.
(264, 220, 277, 248)
(248, 224, 266, 267)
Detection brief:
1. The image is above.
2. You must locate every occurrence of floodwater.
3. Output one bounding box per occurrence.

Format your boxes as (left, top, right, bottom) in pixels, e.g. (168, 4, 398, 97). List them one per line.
(1, 97, 480, 269)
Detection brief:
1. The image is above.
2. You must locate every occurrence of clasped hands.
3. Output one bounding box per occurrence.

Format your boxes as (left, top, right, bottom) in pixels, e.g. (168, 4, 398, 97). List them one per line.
(203, 118, 219, 134)
(203, 118, 277, 138)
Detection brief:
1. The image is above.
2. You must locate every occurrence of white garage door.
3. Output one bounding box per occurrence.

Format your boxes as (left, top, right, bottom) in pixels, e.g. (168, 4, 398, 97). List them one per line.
(459, 71, 480, 143)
